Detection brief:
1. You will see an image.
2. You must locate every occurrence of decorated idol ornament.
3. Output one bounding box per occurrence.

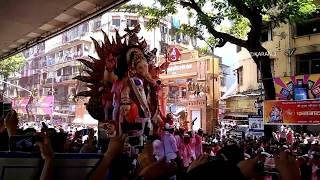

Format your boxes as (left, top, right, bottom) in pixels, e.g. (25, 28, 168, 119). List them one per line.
(130, 77, 150, 118)
(74, 25, 170, 139)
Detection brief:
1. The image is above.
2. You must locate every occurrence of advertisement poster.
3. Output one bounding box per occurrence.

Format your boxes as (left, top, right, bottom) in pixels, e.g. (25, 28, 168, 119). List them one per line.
(248, 115, 264, 131)
(263, 100, 320, 125)
(36, 96, 54, 115)
(273, 74, 320, 100)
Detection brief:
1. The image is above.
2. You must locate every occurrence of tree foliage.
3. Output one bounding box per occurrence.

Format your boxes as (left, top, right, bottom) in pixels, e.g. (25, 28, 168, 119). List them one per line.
(0, 54, 25, 78)
(135, 0, 318, 46)
(130, 0, 318, 99)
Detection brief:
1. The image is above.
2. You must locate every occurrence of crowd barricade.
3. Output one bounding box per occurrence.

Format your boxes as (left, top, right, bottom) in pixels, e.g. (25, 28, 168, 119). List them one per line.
(0, 152, 102, 180)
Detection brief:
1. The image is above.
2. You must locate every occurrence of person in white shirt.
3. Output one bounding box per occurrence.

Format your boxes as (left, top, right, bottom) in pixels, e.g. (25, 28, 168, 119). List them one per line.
(161, 123, 178, 162)
(152, 139, 164, 161)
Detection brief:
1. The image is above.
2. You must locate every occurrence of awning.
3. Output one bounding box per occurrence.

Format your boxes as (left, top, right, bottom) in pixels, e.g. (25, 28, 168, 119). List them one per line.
(0, 0, 128, 60)
(222, 112, 250, 121)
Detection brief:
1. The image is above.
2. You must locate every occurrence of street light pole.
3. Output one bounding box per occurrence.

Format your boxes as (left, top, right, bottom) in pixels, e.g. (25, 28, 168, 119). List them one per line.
(197, 34, 217, 134)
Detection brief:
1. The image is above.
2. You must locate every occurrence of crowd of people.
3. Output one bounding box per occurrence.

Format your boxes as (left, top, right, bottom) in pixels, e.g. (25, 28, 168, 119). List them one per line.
(1, 110, 320, 180)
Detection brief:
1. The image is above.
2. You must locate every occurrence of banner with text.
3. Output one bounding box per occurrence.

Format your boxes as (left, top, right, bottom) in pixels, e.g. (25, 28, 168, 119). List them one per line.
(263, 100, 320, 125)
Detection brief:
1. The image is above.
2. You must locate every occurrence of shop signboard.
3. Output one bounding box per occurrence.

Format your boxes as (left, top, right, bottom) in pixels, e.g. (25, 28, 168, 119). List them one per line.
(248, 115, 264, 131)
(229, 130, 244, 139)
(167, 63, 192, 73)
(273, 74, 320, 100)
(263, 100, 320, 125)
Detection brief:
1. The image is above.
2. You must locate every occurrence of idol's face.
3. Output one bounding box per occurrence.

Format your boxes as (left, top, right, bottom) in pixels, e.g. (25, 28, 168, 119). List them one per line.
(120, 104, 131, 116)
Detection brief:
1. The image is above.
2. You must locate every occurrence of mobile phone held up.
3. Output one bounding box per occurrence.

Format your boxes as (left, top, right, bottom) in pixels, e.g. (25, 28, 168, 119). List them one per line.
(121, 121, 143, 147)
(9, 135, 43, 152)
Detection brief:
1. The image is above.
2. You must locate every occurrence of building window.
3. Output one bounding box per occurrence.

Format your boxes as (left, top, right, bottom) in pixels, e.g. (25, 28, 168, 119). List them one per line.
(72, 66, 79, 75)
(42, 73, 47, 80)
(296, 53, 320, 75)
(296, 18, 320, 36)
(160, 24, 168, 34)
(112, 19, 120, 27)
(176, 34, 181, 43)
(260, 24, 273, 42)
(220, 76, 226, 86)
(257, 59, 275, 82)
(34, 74, 40, 84)
(144, 20, 148, 28)
(63, 26, 81, 43)
(81, 22, 89, 34)
(76, 44, 83, 57)
(63, 66, 72, 76)
(127, 19, 138, 27)
(57, 69, 62, 76)
(93, 19, 102, 31)
(111, 18, 120, 31)
(260, 28, 272, 42)
(168, 85, 179, 99)
(182, 34, 189, 44)
(31, 58, 39, 70)
(236, 46, 241, 53)
(57, 50, 63, 60)
(64, 48, 72, 60)
(236, 66, 243, 85)
(46, 54, 55, 66)
(271, 59, 275, 76)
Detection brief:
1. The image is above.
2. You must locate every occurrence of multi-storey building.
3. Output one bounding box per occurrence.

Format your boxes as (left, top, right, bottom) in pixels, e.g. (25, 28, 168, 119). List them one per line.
(223, 13, 320, 131)
(160, 48, 222, 134)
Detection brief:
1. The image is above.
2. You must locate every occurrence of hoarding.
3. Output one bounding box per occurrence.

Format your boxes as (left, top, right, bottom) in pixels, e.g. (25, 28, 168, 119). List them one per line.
(274, 74, 320, 100)
(36, 96, 54, 115)
(248, 115, 264, 131)
(263, 100, 320, 125)
(13, 96, 53, 115)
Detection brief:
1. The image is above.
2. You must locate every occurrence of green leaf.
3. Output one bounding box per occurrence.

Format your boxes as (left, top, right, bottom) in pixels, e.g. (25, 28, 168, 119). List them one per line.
(0, 54, 25, 78)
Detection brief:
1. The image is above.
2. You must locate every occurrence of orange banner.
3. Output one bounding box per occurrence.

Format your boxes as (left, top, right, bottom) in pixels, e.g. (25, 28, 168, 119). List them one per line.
(263, 100, 320, 125)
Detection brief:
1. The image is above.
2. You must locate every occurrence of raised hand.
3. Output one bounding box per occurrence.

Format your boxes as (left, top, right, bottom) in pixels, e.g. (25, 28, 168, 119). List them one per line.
(137, 142, 154, 172)
(36, 135, 54, 161)
(105, 134, 127, 157)
(4, 110, 18, 136)
(89, 134, 128, 180)
(139, 157, 177, 180)
(274, 151, 301, 180)
(36, 135, 54, 180)
(237, 155, 262, 179)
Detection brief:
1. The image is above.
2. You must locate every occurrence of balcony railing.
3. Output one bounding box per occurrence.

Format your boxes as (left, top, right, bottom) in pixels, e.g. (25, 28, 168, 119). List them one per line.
(61, 75, 73, 81)
(45, 78, 56, 84)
